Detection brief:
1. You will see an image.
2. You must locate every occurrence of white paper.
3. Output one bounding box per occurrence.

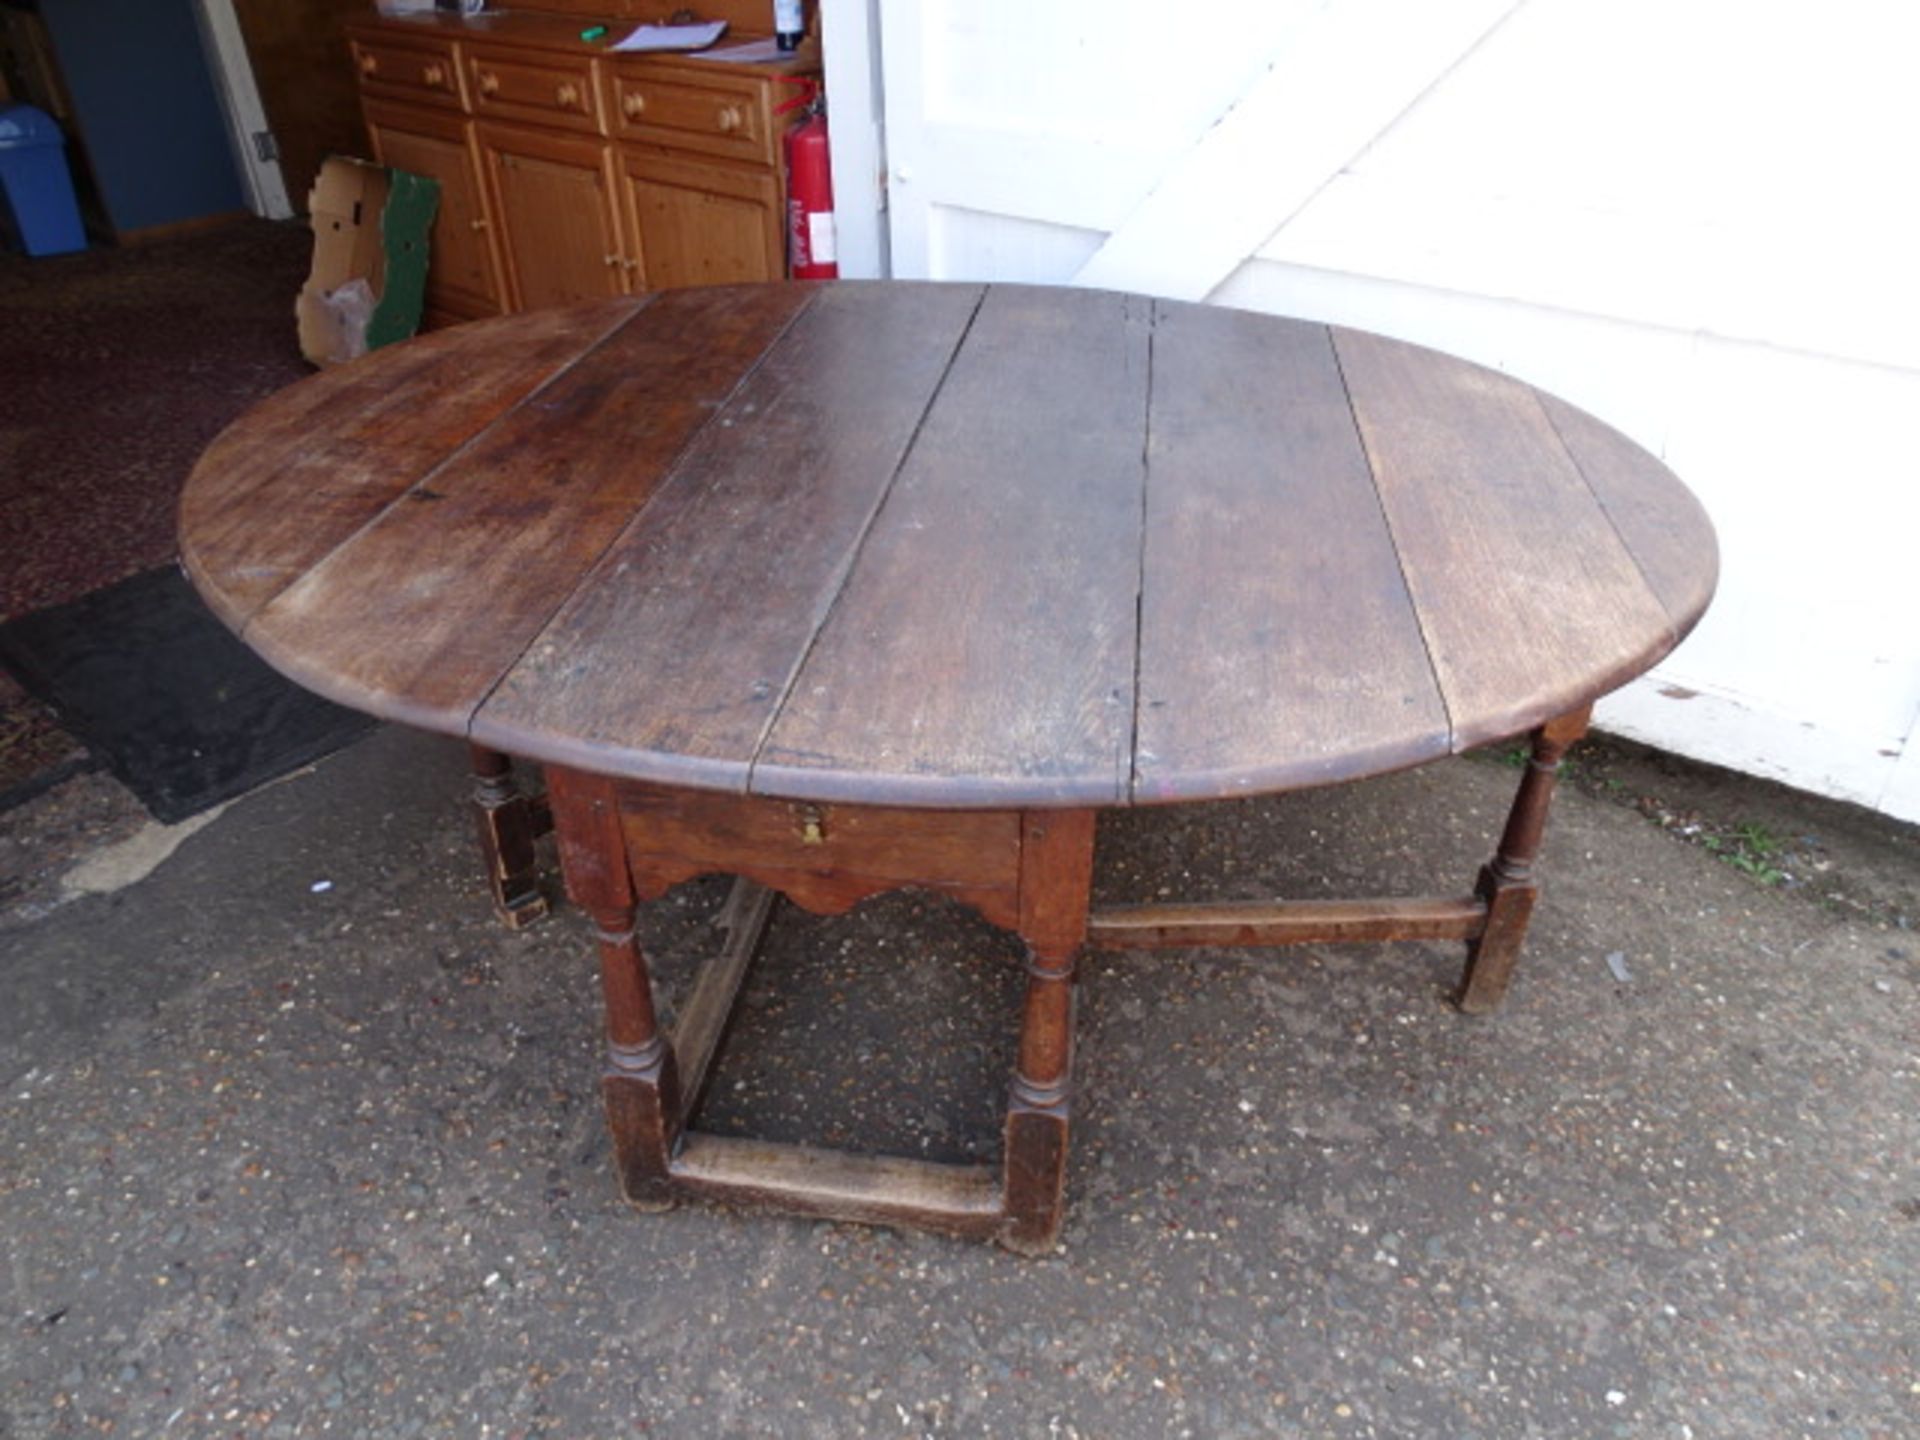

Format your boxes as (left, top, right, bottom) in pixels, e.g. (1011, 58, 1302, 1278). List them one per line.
(806, 211, 837, 265)
(687, 37, 787, 64)
(611, 21, 728, 53)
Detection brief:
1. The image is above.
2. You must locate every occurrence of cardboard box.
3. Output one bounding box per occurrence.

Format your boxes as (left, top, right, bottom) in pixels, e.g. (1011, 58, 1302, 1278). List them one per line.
(296, 157, 439, 367)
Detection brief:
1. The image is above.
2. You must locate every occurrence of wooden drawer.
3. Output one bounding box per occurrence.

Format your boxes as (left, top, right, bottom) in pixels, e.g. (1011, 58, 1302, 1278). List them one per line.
(615, 783, 1024, 898)
(351, 35, 463, 110)
(609, 68, 774, 166)
(466, 43, 602, 134)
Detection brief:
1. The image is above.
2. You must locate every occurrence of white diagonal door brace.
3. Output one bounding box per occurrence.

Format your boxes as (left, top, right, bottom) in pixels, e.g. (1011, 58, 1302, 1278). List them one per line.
(1071, 0, 1523, 302)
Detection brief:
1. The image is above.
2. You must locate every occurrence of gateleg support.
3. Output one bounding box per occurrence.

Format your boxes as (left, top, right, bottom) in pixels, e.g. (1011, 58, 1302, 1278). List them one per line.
(469, 744, 550, 930)
(1458, 706, 1591, 1014)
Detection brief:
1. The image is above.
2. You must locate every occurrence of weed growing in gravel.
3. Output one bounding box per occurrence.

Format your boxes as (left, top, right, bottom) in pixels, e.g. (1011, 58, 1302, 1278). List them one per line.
(1699, 821, 1786, 886)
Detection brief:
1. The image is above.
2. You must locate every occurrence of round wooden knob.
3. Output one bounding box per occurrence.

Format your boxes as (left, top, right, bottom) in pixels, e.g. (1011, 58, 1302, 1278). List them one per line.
(716, 106, 742, 134)
(478, 71, 501, 96)
(556, 82, 581, 108)
(358, 53, 378, 75)
(622, 91, 646, 119)
(422, 63, 445, 86)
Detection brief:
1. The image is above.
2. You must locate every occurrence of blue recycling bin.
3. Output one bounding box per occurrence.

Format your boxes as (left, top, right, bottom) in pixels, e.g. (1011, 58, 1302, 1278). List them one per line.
(0, 104, 87, 257)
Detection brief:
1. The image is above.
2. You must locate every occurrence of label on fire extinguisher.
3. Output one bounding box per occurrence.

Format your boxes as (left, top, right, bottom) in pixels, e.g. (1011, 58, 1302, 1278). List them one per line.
(806, 211, 837, 265)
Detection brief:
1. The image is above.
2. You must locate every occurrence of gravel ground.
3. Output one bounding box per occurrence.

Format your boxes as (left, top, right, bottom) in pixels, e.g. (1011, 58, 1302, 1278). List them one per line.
(2, 725, 1915, 1439)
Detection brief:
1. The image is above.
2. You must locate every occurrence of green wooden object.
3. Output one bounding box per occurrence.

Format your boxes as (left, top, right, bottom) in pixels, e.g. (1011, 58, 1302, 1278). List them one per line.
(366, 169, 439, 353)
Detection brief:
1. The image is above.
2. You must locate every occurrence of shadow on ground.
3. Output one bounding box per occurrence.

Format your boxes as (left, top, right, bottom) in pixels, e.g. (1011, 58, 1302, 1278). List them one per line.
(2, 727, 1915, 1438)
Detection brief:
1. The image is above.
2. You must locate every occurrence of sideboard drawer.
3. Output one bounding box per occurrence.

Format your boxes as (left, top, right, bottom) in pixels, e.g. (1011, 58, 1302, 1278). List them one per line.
(351, 35, 463, 109)
(609, 69, 773, 166)
(466, 43, 603, 134)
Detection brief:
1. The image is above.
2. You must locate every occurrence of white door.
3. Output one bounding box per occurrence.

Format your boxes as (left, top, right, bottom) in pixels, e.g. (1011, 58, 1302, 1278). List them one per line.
(876, 0, 1518, 294)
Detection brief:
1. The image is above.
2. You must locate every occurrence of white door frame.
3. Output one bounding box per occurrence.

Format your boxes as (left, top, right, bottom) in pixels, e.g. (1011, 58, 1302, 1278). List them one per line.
(821, 0, 889, 277)
(189, 0, 293, 220)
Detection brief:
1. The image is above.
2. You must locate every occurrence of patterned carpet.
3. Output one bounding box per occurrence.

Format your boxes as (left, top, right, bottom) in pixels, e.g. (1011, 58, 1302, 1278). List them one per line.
(0, 219, 313, 805)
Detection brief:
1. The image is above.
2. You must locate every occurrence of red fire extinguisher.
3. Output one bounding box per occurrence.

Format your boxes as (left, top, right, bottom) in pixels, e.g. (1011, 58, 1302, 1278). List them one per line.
(781, 83, 838, 279)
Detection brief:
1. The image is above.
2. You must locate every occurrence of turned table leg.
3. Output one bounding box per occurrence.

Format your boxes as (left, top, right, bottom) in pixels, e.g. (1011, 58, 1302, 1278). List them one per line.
(548, 768, 682, 1209)
(593, 900, 683, 1209)
(1457, 706, 1592, 1014)
(1002, 810, 1097, 1255)
(1004, 948, 1074, 1254)
(469, 744, 550, 929)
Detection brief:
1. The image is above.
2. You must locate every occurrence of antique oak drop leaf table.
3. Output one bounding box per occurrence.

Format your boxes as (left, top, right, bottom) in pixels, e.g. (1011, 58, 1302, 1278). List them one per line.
(179, 282, 1716, 1254)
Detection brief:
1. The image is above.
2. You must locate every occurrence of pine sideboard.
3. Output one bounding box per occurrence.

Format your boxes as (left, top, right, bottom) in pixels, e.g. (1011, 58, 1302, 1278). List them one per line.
(345, 7, 820, 325)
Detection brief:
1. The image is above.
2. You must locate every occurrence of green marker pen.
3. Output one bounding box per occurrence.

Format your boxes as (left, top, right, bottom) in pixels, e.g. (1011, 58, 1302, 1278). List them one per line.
(579, 25, 607, 42)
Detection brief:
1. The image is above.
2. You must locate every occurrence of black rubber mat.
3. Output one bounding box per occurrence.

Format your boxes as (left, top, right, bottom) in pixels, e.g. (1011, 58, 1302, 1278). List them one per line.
(0, 566, 375, 823)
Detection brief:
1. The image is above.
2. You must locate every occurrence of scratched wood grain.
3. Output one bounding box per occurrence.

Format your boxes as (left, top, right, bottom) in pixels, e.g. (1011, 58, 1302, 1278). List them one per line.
(179, 301, 643, 631)
(1333, 327, 1678, 750)
(1133, 302, 1448, 802)
(181, 285, 1719, 808)
(473, 282, 984, 789)
(753, 284, 1152, 808)
(1538, 393, 1718, 641)
(242, 284, 817, 731)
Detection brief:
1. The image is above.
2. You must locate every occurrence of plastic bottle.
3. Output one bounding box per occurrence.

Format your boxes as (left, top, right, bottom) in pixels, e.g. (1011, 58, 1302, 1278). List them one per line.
(774, 0, 804, 52)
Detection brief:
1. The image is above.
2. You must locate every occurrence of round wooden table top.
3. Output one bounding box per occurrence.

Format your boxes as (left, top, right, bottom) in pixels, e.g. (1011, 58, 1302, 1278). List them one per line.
(180, 282, 1716, 809)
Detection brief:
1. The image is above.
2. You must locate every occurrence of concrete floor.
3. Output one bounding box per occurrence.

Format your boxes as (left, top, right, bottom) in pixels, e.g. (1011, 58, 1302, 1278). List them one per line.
(1, 725, 1915, 1438)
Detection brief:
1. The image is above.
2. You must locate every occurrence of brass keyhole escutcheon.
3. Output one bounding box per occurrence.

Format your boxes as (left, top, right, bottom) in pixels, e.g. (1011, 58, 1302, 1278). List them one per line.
(792, 803, 826, 846)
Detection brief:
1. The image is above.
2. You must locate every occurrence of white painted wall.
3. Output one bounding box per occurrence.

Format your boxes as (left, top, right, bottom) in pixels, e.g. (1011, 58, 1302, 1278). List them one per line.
(856, 0, 1920, 821)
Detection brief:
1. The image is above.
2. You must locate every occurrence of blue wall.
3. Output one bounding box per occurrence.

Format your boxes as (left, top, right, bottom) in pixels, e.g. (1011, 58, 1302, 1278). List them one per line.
(36, 0, 244, 233)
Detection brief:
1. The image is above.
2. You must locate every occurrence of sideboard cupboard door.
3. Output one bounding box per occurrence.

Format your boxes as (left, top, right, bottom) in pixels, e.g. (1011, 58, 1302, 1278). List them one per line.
(477, 122, 630, 310)
(364, 98, 503, 322)
(615, 148, 782, 292)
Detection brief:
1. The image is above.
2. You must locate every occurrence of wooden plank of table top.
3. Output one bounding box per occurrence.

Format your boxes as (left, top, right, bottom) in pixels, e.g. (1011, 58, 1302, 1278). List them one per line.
(179, 302, 642, 632)
(473, 282, 985, 789)
(1333, 328, 1678, 749)
(242, 284, 817, 733)
(1132, 304, 1448, 802)
(753, 284, 1152, 808)
(1537, 394, 1719, 639)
